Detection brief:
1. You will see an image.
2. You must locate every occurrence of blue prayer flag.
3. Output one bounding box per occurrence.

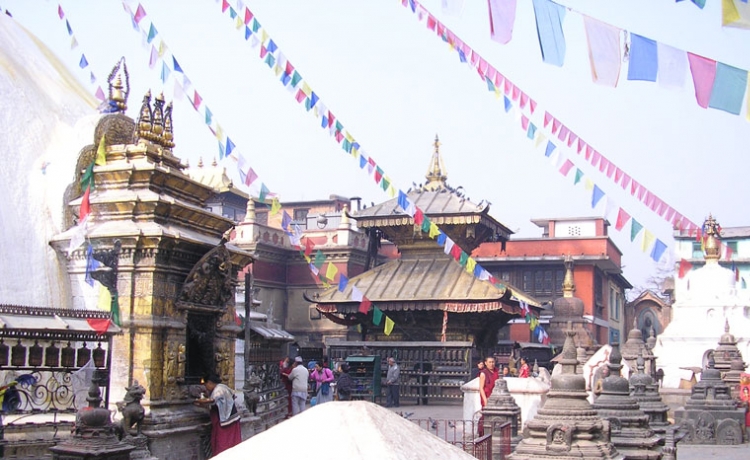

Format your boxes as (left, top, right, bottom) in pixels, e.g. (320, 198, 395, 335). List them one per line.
(79, 54, 89, 69)
(504, 96, 512, 112)
(458, 49, 467, 63)
(527, 123, 537, 140)
(437, 231, 447, 246)
(245, 26, 252, 40)
(627, 34, 658, 82)
(650, 239, 668, 262)
(281, 211, 292, 230)
(359, 155, 367, 169)
(338, 274, 349, 292)
(708, 62, 748, 115)
(397, 191, 409, 212)
(267, 39, 278, 54)
(280, 72, 291, 86)
(225, 137, 236, 157)
(310, 92, 319, 109)
(173, 57, 183, 73)
(85, 244, 99, 287)
(545, 141, 556, 157)
(591, 185, 605, 208)
(532, 0, 567, 67)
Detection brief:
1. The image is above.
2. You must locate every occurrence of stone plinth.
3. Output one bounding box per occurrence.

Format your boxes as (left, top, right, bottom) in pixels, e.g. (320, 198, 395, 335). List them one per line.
(630, 355, 671, 436)
(509, 328, 621, 459)
(482, 377, 523, 455)
(674, 357, 746, 445)
(592, 344, 662, 460)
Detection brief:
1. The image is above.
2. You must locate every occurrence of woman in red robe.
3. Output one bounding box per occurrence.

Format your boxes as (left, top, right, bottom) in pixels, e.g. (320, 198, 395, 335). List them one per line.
(195, 374, 242, 457)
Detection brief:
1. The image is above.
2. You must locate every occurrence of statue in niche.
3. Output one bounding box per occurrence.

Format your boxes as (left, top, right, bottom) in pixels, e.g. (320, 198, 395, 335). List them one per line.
(165, 342, 177, 384)
(177, 343, 186, 383)
(177, 245, 234, 309)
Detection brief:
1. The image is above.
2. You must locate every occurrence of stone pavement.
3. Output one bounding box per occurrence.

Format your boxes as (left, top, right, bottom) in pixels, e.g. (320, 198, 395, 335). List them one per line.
(381, 403, 750, 460)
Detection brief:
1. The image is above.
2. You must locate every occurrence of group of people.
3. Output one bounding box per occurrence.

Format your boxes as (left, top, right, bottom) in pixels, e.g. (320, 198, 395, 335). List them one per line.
(278, 355, 359, 417)
(472, 356, 532, 379)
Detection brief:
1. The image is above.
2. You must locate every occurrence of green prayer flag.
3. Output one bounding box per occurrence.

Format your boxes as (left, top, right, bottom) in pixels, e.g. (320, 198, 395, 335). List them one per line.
(421, 216, 431, 233)
(252, 18, 260, 32)
(381, 177, 390, 191)
(265, 53, 275, 68)
(259, 183, 269, 203)
(335, 120, 343, 132)
(574, 169, 583, 185)
(291, 71, 302, 88)
(110, 293, 120, 327)
(342, 139, 351, 152)
(459, 251, 469, 267)
(630, 218, 643, 242)
(314, 250, 325, 268)
(80, 162, 95, 190)
(372, 307, 383, 326)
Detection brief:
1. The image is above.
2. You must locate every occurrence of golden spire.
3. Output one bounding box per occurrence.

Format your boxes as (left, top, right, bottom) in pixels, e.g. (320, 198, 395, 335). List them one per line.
(163, 101, 175, 149)
(197, 157, 204, 168)
(151, 92, 165, 142)
(562, 255, 575, 298)
(703, 214, 721, 263)
(424, 134, 447, 191)
(107, 58, 129, 112)
(136, 90, 153, 141)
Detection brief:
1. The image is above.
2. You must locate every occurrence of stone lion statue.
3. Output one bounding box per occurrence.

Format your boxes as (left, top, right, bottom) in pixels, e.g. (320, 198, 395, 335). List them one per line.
(116, 380, 146, 437)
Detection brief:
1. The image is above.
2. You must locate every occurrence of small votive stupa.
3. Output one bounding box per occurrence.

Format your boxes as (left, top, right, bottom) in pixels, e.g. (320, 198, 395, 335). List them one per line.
(592, 343, 662, 459)
(713, 320, 746, 378)
(509, 325, 621, 459)
(629, 354, 670, 436)
(482, 376, 523, 453)
(674, 354, 746, 445)
(621, 320, 654, 379)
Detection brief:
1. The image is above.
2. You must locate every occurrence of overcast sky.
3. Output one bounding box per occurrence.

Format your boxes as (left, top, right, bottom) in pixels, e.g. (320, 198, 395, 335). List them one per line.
(5, 0, 749, 291)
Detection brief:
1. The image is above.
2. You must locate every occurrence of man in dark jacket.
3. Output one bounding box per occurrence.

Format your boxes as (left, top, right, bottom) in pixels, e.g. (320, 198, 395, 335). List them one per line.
(336, 363, 355, 401)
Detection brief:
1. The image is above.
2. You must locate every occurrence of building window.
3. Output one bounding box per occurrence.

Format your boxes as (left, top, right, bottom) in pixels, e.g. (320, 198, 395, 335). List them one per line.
(692, 242, 703, 258)
(594, 272, 603, 309)
(534, 271, 544, 294)
(609, 287, 620, 321)
(555, 270, 565, 296)
(309, 306, 321, 320)
(523, 271, 533, 292)
(222, 208, 236, 221)
(568, 226, 581, 237)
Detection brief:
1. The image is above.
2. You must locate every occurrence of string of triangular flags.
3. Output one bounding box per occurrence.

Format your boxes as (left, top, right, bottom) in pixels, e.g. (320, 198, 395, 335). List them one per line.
(119, 1, 407, 337)
(55, 4, 106, 102)
(480, 0, 750, 115)
(210, 0, 550, 342)
(400, 0, 739, 270)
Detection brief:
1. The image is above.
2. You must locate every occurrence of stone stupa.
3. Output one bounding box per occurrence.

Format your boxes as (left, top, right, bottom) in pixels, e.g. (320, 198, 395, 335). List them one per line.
(674, 354, 746, 445)
(713, 320, 746, 378)
(592, 343, 662, 459)
(629, 354, 670, 436)
(509, 325, 621, 459)
(482, 376, 523, 453)
(621, 320, 655, 379)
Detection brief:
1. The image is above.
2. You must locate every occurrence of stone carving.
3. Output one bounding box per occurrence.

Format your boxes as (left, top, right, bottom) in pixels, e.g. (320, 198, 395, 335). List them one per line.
(177, 244, 234, 310)
(116, 380, 146, 437)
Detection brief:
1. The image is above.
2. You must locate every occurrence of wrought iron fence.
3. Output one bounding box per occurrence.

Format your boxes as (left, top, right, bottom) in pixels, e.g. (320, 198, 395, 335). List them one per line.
(410, 418, 510, 460)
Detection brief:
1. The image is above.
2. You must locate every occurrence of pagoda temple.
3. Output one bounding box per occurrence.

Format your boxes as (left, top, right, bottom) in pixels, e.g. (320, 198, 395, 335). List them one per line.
(308, 136, 540, 349)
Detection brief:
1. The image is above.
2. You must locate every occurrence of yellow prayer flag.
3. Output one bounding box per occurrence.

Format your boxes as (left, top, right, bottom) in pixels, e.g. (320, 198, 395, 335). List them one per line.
(494, 87, 502, 99)
(95, 135, 107, 166)
(388, 185, 397, 198)
(535, 133, 547, 149)
(270, 197, 281, 215)
(466, 257, 476, 274)
(261, 30, 269, 43)
(97, 285, 111, 311)
(642, 229, 655, 252)
(274, 64, 283, 77)
(429, 222, 440, 239)
(723, 0, 742, 26)
(235, 15, 243, 29)
(384, 316, 395, 336)
(584, 178, 594, 191)
(302, 82, 312, 96)
(158, 40, 167, 57)
(325, 262, 338, 281)
(345, 131, 354, 142)
(304, 255, 311, 264)
(215, 125, 225, 142)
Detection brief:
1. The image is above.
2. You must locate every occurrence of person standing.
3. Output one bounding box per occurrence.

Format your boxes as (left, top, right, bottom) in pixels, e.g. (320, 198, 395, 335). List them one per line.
(336, 363, 355, 401)
(385, 357, 400, 408)
(518, 357, 531, 378)
(310, 361, 335, 404)
(287, 356, 309, 415)
(194, 374, 241, 457)
(478, 356, 499, 408)
(279, 357, 293, 418)
(471, 360, 485, 380)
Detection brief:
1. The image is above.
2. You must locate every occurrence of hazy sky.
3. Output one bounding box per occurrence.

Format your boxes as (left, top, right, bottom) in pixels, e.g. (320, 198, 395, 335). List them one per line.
(5, 0, 749, 290)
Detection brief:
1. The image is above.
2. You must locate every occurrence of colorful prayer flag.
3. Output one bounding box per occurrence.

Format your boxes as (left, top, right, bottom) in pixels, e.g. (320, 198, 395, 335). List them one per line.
(488, 0, 517, 44)
(630, 218, 643, 242)
(325, 262, 338, 281)
(372, 306, 383, 326)
(678, 258, 693, 278)
(708, 62, 748, 115)
(583, 15, 621, 86)
(687, 52, 717, 108)
(95, 135, 106, 166)
(531, 0, 566, 67)
(627, 34, 658, 82)
(359, 298, 372, 315)
(384, 316, 395, 336)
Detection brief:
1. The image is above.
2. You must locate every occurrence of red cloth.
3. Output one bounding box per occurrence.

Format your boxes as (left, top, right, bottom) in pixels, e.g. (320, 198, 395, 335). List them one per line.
(210, 407, 241, 456)
(480, 367, 499, 407)
(518, 363, 530, 378)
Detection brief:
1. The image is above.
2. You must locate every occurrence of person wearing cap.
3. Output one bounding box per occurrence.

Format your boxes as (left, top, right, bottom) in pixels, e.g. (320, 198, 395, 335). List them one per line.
(194, 373, 241, 456)
(287, 356, 309, 415)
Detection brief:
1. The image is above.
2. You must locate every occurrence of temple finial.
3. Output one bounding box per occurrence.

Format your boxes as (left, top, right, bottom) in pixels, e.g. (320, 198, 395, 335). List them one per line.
(163, 101, 175, 149)
(424, 134, 447, 191)
(151, 92, 165, 142)
(136, 90, 153, 141)
(703, 214, 721, 262)
(107, 57, 129, 112)
(562, 255, 575, 298)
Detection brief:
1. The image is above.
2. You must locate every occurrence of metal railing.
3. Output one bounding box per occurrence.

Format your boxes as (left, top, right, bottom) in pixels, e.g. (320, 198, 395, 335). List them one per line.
(410, 418, 511, 460)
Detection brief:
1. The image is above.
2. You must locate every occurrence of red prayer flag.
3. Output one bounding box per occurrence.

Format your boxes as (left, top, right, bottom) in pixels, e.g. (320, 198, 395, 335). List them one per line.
(374, 167, 383, 184)
(585, 144, 594, 160)
(244, 8, 253, 24)
(591, 150, 601, 168)
(606, 162, 616, 178)
(620, 173, 631, 190)
(615, 208, 630, 231)
(543, 111, 552, 128)
(557, 125, 568, 142)
(567, 133, 578, 148)
(193, 91, 202, 110)
(295, 89, 306, 103)
(58, 5, 64, 19)
(359, 298, 372, 315)
(678, 259, 693, 278)
(577, 138, 585, 154)
(519, 92, 529, 109)
(559, 159, 574, 176)
(598, 156, 609, 173)
(304, 238, 314, 257)
(427, 14, 437, 30)
(687, 52, 717, 109)
(414, 209, 424, 225)
(521, 115, 529, 131)
(134, 4, 146, 23)
(80, 186, 91, 221)
(222, 0, 230, 13)
(87, 318, 111, 335)
(450, 244, 462, 261)
(529, 99, 537, 114)
(551, 118, 561, 135)
(503, 78, 512, 95)
(511, 85, 520, 101)
(614, 168, 623, 183)
(630, 179, 639, 196)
